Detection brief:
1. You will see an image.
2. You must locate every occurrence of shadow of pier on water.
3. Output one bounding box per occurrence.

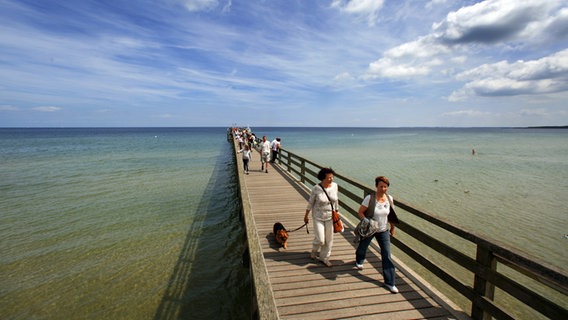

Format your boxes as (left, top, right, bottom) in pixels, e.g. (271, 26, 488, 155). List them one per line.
(153, 145, 251, 320)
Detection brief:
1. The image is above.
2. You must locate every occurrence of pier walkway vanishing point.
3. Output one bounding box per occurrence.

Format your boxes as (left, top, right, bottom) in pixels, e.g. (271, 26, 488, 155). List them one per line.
(234, 146, 467, 319)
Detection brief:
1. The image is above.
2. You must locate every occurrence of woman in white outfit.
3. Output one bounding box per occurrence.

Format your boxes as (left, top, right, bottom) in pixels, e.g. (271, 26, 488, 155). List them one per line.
(304, 167, 338, 267)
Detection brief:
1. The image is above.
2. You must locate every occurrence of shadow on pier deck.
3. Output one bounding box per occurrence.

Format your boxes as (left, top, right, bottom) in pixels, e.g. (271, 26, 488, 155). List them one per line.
(229, 129, 568, 320)
(237, 150, 467, 319)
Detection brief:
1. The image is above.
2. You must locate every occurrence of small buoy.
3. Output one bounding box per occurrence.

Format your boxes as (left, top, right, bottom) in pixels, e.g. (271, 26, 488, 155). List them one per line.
(464, 190, 470, 193)
(434, 179, 438, 182)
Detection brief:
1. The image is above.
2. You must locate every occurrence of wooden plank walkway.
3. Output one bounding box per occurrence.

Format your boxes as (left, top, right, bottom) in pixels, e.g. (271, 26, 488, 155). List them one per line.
(240, 152, 468, 319)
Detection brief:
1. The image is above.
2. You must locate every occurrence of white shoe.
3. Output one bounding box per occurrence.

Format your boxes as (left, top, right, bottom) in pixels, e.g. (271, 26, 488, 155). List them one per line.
(310, 251, 318, 260)
(321, 259, 333, 267)
(352, 263, 363, 270)
(386, 285, 399, 294)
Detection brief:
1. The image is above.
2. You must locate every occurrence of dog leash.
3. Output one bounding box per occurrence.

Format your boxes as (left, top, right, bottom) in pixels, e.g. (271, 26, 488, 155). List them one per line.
(288, 222, 309, 234)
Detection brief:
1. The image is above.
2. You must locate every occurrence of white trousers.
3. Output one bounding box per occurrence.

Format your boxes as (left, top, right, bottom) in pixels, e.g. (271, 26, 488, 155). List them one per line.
(312, 218, 334, 261)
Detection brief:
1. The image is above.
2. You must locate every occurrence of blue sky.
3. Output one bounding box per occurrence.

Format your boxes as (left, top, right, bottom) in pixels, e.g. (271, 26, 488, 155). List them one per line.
(1, 0, 567, 127)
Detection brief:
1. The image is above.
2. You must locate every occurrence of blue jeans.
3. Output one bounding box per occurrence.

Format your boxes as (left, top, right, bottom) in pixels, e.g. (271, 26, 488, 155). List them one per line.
(355, 231, 396, 286)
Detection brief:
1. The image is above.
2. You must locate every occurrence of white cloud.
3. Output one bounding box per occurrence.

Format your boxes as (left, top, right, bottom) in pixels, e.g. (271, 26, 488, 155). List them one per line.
(334, 72, 355, 82)
(364, 36, 448, 79)
(0, 105, 19, 111)
(33, 106, 62, 112)
(518, 7, 568, 41)
(331, 0, 385, 26)
(520, 108, 551, 117)
(425, 0, 449, 11)
(366, 57, 430, 78)
(179, 0, 218, 12)
(1, 0, 566, 127)
(442, 109, 492, 117)
(432, 0, 561, 44)
(516, 108, 568, 124)
(450, 49, 568, 100)
(364, 0, 568, 104)
(221, 0, 232, 14)
(385, 36, 449, 59)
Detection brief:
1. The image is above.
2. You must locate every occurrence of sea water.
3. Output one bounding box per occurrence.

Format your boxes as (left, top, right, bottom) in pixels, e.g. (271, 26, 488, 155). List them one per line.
(0, 128, 250, 319)
(1, 127, 567, 319)
(255, 127, 568, 269)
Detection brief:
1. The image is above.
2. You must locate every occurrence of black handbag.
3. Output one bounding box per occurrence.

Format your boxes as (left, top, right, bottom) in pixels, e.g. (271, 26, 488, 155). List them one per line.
(387, 194, 399, 224)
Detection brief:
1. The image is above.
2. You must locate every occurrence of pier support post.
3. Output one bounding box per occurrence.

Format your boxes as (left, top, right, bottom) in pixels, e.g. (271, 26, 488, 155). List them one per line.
(472, 245, 496, 320)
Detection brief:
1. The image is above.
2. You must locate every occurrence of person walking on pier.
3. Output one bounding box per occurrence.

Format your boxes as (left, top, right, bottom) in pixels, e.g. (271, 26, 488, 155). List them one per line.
(354, 176, 399, 293)
(270, 137, 281, 163)
(248, 133, 256, 150)
(260, 136, 271, 173)
(238, 144, 251, 174)
(304, 167, 338, 267)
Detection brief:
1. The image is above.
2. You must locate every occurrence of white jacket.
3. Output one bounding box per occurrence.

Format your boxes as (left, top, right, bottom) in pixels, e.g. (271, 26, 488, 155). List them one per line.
(306, 182, 338, 221)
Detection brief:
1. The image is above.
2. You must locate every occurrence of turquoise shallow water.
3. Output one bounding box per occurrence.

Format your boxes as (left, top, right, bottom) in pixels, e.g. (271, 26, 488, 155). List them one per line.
(0, 128, 250, 319)
(1, 127, 567, 319)
(254, 127, 568, 269)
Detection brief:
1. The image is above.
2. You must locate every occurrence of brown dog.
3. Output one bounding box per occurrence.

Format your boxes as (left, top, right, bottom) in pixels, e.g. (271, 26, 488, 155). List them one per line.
(273, 222, 289, 249)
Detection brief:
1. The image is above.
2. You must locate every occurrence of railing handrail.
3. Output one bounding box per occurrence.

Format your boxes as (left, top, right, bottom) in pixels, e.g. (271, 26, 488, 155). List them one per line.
(275, 146, 568, 320)
(229, 131, 279, 320)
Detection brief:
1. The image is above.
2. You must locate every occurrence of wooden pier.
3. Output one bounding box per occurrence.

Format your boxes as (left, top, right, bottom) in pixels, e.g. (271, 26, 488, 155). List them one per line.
(236, 150, 466, 319)
(230, 130, 568, 320)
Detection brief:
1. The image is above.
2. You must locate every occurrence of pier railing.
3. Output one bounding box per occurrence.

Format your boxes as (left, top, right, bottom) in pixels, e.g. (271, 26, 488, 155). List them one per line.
(275, 147, 568, 320)
(229, 133, 278, 320)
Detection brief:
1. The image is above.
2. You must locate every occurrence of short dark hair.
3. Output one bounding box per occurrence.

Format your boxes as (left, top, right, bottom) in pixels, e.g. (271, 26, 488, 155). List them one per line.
(375, 176, 390, 186)
(317, 167, 335, 181)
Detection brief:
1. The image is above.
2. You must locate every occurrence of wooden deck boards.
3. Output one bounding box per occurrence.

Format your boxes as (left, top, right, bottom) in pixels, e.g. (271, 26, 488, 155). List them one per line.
(240, 154, 464, 320)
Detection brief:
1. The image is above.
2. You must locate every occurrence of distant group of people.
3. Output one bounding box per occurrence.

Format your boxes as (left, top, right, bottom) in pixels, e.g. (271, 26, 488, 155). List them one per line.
(233, 127, 399, 294)
(234, 128, 255, 175)
(233, 128, 281, 174)
(233, 128, 256, 151)
(304, 169, 400, 293)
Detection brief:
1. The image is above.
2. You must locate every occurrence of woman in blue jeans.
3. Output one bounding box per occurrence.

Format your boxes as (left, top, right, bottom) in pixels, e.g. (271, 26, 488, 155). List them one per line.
(354, 176, 398, 293)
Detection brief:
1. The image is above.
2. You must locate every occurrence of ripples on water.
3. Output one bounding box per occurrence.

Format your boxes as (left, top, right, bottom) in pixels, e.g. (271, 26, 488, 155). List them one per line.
(254, 127, 568, 270)
(2, 127, 566, 319)
(0, 128, 250, 319)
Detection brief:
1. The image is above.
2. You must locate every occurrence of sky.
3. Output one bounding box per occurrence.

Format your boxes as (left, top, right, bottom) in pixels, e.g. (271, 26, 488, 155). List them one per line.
(0, 0, 567, 127)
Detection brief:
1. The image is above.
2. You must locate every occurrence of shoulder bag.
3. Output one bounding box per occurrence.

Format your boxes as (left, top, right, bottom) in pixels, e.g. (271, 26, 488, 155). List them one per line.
(386, 194, 399, 224)
(319, 184, 343, 233)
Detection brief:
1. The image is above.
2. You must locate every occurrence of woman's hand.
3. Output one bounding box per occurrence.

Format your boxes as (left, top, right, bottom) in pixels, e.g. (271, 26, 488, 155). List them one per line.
(357, 205, 367, 220)
(389, 225, 396, 237)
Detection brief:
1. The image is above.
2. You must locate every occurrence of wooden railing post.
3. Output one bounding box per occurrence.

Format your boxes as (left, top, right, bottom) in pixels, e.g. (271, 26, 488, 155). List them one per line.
(472, 245, 497, 319)
(233, 132, 568, 319)
(300, 158, 306, 184)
